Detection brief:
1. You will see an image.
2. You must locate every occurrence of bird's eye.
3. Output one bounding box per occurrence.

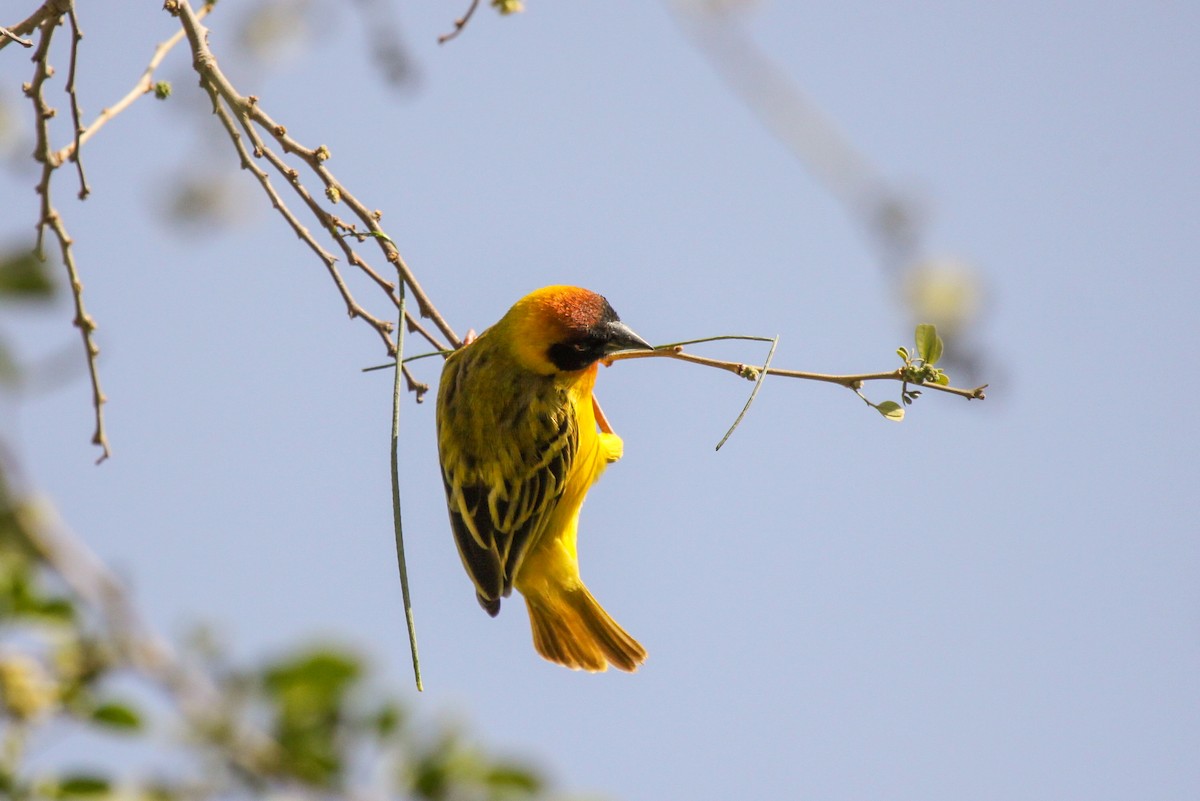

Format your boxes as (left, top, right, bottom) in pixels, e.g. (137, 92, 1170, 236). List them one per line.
(571, 342, 589, 353)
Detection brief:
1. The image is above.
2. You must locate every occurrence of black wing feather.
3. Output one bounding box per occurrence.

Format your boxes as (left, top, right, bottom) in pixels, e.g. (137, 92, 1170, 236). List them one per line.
(437, 346, 578, 616)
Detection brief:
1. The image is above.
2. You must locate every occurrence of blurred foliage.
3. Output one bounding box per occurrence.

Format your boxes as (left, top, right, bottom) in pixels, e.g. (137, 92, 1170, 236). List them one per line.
(0, 244, 57, 391)
(0, 447, 559, 801)
(0, 250, 55, 300)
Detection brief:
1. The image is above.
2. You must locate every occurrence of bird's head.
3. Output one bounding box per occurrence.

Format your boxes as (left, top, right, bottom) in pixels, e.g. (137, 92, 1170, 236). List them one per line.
(500, 285, 653, 375)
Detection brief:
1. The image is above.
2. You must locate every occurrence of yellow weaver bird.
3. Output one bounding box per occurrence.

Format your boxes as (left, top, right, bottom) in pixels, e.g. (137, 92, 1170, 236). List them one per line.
(436, 286, 652, 672)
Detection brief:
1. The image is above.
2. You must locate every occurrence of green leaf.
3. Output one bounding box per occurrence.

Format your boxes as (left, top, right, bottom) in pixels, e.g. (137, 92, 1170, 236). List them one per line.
(90, 702, 142, 731)
(936, 372, 950, 386)
(896, 346, 910, 362)
(914, 323, 943, 365)
(26, 596, 75, 623)
(486, 764, 542, 794)
(875, 401, 905, 421)
(57, 774, 111, 797)
(0, 250, 55, 299)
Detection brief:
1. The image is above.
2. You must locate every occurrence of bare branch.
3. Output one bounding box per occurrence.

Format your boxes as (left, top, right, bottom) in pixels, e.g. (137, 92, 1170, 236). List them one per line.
(439, 0, 481, 44)
(0, 0, 68, 53)
(0, 24, 33, 47)
(26, 2, 110, 462)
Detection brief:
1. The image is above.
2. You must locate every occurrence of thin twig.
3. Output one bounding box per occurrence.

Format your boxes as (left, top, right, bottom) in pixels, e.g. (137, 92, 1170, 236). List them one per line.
(389, 283, 422, 691)
(197, 70, 397, 355)
(172, 0, 461, 362)
(668, 1, 919, 269)
(714, 334, 778, 450)
(0, 0, 67, 53)
(402, 364, 429, 402)
(27, 6, 110, 462)
(63, 6, 88, 199)
(52, 2, 214, 166)
(438, 0, 481, 44)
(229, 108, 398, 351)
(401, 310, 449, 354)
(609, 346, 987, 401)
(46, 210, 110, 461)
(230, 96, 461, 346)
(0, 24, 33, 47)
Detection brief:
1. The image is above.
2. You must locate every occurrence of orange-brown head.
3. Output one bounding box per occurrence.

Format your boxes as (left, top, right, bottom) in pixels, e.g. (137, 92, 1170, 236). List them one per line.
(495, 285, 652, 375)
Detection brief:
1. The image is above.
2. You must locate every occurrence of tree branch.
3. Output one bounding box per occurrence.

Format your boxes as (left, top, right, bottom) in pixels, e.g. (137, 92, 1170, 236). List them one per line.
(63, 6, 88, 199)
(16, 495, 286, 777)
(438, 0, 481, 44)
(52, 2, 214, 167)
(171, 0, 461, 373)
(0, 24, 33, 48)
(26, 1, 110, 463)
(0, 0, 69, 53)
(609, 346, 988, 401)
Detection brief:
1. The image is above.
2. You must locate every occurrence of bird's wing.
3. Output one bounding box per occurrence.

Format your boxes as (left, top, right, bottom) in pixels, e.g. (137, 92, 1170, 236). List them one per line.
(441, 402, 578, 614)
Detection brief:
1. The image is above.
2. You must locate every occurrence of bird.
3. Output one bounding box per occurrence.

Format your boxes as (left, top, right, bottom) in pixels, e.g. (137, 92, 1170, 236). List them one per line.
(436, 285, 652, 672)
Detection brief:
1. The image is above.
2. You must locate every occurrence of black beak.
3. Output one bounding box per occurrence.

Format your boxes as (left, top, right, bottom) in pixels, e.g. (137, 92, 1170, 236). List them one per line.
(602, 320, 654, 354)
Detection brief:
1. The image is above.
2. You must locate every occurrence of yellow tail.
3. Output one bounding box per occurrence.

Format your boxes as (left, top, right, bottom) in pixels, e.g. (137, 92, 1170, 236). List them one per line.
(524, 585, 647, 672)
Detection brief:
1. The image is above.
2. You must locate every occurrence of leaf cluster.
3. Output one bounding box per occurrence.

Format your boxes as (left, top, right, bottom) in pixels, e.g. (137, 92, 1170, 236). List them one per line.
(860, 323, 953, 422)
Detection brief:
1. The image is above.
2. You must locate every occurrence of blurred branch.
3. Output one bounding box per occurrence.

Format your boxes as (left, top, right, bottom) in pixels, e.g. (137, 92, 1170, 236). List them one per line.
(25, 0, 110, 463)
(170, 0, 462, 373)
(1, 458, 557, 799)
(668, 1, 920, 270)
(15, 497, 286, 778)
(668, 2, 991, 380)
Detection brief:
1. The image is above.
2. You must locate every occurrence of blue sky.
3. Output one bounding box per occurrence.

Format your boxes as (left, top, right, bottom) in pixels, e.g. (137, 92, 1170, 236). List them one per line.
(2, 2, 1198, 799)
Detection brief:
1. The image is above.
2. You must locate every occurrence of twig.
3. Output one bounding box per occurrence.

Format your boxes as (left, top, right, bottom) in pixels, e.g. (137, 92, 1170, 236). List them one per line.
(438, 0, 481, 44)
(63, 6, 88, 199)
(189, 40, 396, 355)
(714, 334, 778, 450)
(52, 3, 214, 166)
(0, 24, 33, 47)
(0, 0, 67, 53)
(609, 346, 987, 401)
(668, 1, 919, 269)
(27, 4, 110, 463)
(172, 0, 462, 364)
(228, 107, 399, 352)
(389, 286, 422, 691)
